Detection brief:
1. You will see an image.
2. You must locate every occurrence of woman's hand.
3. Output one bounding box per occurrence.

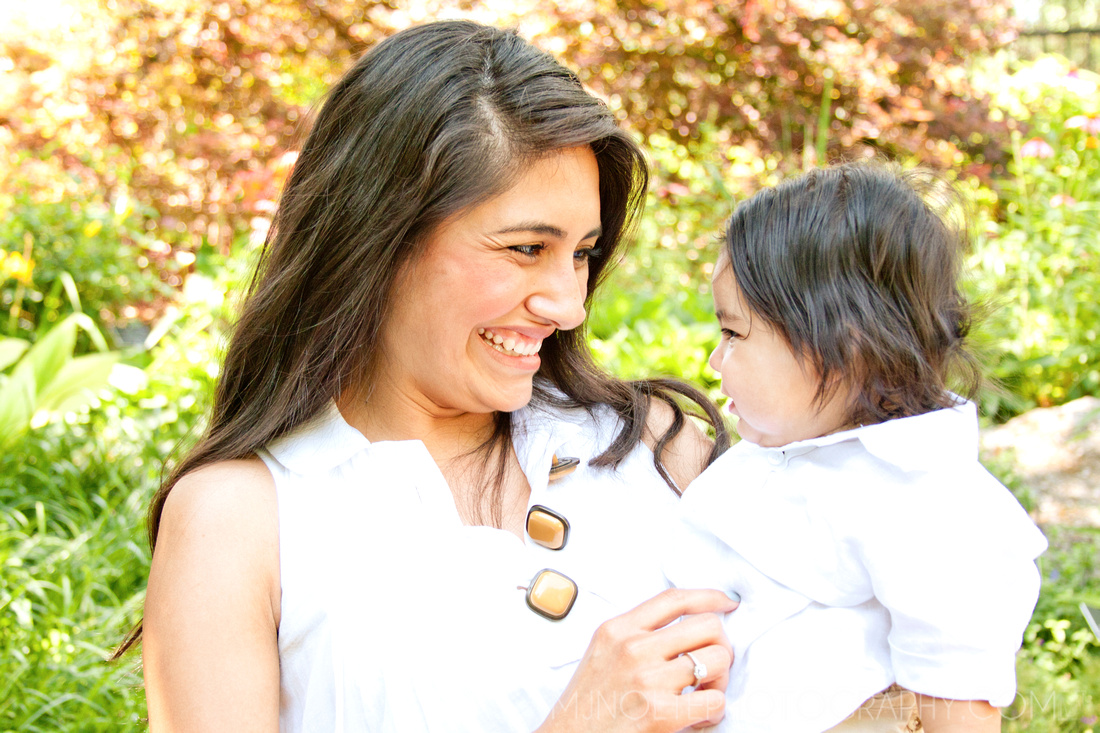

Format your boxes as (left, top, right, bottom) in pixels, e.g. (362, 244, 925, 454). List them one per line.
(538, 588, 738, 733)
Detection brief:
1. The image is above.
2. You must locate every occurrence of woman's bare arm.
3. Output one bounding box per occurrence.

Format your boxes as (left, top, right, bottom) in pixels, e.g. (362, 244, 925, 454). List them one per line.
(143, 459, 281, 732)
(916, 695, 1001, 733)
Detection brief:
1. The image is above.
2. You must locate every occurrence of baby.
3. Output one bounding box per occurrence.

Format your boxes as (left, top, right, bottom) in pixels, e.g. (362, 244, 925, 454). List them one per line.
(665, 163, 1047, 732)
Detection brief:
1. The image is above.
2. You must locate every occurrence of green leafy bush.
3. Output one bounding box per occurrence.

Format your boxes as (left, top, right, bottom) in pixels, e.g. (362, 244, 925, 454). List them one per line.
(970, 57, 1100, 417)
(1005, 527, 1100, 732)
(0, 180, 169, 341)
(0, 312, 118, 447)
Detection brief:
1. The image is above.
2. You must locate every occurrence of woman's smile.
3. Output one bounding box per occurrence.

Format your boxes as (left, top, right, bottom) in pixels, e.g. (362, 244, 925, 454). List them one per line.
(477, 327, 545, 359)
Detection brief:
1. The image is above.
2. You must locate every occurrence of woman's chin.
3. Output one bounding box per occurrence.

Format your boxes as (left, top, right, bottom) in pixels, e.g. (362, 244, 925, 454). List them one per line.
(484, 381, 536, 414)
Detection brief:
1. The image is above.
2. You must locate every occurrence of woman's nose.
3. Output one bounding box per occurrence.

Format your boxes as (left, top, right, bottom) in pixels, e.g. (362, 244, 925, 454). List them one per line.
(527, 258, 587, 330)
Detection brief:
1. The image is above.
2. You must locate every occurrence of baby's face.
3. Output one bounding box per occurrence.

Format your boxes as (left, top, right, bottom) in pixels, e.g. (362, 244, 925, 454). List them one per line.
(708, 261, 851, 447)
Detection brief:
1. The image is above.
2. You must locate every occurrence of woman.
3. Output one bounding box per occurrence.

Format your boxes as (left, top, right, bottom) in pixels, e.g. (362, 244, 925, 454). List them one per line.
(136, 21, 737, 732)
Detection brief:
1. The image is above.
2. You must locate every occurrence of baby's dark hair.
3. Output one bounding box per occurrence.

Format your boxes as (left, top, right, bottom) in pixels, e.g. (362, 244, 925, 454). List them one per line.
(722, 161, 981, 426)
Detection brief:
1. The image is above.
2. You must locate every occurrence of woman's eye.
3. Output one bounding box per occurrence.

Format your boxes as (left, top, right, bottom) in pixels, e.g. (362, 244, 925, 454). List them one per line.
(574, 247, 601, 263)
(509, 244, 543, 256)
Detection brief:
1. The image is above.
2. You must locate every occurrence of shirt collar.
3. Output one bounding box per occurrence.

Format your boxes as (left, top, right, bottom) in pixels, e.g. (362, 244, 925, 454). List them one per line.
(265, 401, 371, 474)
(745, 398, 979, 473)
(264, 396, 589, 482)
(512, 398, 587, 496)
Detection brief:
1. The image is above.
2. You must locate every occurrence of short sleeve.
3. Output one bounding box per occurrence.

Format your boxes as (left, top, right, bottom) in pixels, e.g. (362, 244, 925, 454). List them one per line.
(854, 462, 1047, 707)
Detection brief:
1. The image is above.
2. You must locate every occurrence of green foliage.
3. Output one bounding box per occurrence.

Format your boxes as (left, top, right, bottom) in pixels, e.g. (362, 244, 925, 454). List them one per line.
(0, 264, 239, 729)
(0, 312, 118, 448)
(970, 58, 1100, 416)
(591, 129, 757, 410)
(0, 416, 150, 730)
(1005, 527, 1100, 732)
(0, 181, 168, 339)
(590, 293, 717, 394)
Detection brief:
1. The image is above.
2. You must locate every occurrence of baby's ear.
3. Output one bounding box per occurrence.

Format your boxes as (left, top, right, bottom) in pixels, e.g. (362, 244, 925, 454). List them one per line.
(812, 330, 863, 417)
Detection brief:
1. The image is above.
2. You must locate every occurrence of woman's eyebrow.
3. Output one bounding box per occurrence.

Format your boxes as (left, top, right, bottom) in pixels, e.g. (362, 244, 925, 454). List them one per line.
(492, 221, 603, 240)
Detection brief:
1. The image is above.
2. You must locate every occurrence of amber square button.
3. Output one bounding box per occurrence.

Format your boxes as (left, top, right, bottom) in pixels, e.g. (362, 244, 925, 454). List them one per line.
(526, 505, 570, 550)
(525, 569, 578, 620)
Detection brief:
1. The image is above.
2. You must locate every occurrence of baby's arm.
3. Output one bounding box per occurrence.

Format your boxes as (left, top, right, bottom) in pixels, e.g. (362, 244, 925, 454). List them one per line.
(916, 694, 1000, 732)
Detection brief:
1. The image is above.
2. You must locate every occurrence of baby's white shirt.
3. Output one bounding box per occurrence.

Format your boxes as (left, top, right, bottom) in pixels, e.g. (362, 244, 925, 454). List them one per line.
(664, 400, 1047, 732)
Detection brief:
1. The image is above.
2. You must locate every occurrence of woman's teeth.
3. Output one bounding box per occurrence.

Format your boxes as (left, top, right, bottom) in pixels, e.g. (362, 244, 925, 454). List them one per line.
(478, 328, 542, 357)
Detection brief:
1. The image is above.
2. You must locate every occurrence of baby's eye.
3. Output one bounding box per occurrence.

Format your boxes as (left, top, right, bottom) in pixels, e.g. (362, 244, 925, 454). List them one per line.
(509, 244, 543, 257)
(720, 328, 745, 341)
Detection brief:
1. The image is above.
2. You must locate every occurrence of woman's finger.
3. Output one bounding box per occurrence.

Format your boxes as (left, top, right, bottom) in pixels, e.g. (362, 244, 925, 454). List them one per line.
(645, 610, 731, 661)
(540, 588, 738, 733)
(677, 643, 734, 691)
(621, 587, 740, 631)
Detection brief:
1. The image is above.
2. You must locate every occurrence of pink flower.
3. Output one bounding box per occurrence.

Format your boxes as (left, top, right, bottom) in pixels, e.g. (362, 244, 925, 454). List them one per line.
(1021, 137, 1055, 158)
(1066, 115, 1100, 134)
(657, 182, 691, 199)
(1050, 194, 1077, 208)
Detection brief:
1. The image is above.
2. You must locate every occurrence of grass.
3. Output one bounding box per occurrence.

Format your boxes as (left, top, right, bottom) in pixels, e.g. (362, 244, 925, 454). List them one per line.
(0, 401, 163, 730)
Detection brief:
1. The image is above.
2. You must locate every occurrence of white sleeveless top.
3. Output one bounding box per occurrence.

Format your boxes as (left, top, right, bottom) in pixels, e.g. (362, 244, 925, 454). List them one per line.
(259, 400, 680, 732)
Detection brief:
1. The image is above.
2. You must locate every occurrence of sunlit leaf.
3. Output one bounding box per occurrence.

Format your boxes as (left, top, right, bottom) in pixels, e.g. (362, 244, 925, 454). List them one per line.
(0, 338, 30, 373)
(34, 352, 119, 416)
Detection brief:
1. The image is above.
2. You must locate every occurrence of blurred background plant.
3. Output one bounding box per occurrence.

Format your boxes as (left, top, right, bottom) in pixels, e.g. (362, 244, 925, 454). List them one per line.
(1, 0, 1098, 728)
(970, 56, 1100, 418)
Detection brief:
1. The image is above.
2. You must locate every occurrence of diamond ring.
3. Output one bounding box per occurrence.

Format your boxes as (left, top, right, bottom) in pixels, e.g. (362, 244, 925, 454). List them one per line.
(684, 651, 707, 687)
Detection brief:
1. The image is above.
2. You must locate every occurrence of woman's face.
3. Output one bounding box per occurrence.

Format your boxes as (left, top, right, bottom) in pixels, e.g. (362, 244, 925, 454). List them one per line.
(377, 146, 602, 417)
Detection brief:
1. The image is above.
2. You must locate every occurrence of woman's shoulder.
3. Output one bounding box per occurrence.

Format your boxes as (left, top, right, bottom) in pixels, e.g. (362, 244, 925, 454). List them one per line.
(164, 458, 278, 526)
(154, 458, 280, 612)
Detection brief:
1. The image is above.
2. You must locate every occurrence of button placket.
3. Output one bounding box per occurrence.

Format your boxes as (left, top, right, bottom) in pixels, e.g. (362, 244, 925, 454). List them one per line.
(523, 455, 581, 619)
